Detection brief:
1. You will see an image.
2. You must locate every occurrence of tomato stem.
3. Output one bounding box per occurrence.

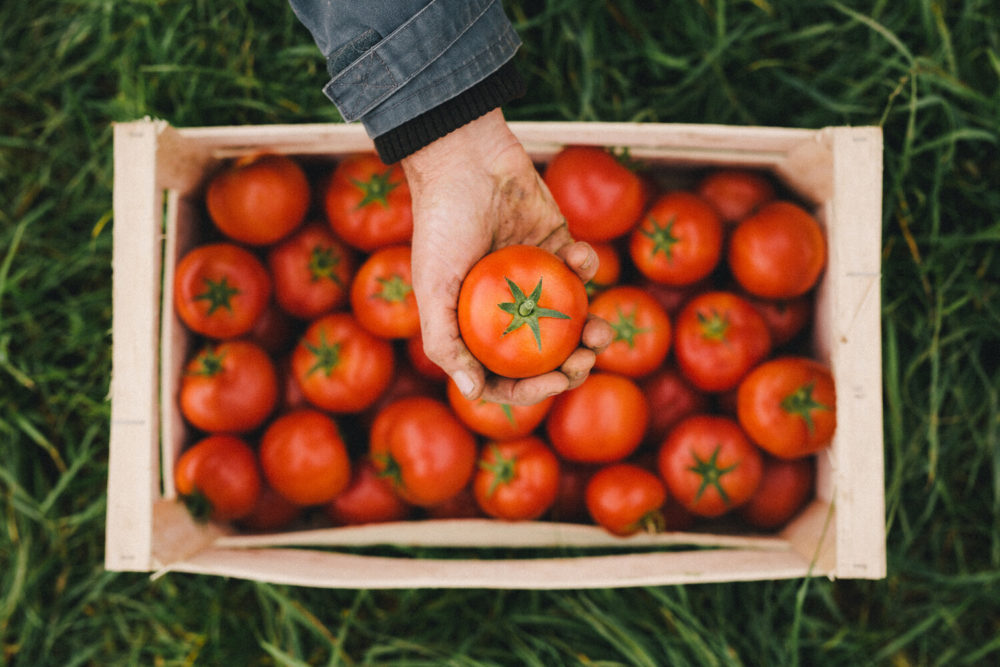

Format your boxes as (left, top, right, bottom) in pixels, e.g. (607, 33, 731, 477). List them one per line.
(640, 214, 680, 261)
(352, 170, 400, 209)
(181, 490, 213, 523)
(609, 304, 650, 349)
(687, 445, 738, 506)
(308, 244, 343, 284)
(187, 345, 225, 377)
(374, 273, 413, 303)
(193, 276, 241, 315)
(478, 444, 517, 497)
(780, 380, 830, 434)
(497, 276, 570, 350)
(304, 329, 343, 377)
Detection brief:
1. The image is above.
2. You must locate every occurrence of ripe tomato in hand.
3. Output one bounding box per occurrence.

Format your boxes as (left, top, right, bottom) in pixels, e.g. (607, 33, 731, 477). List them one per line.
(179, 340, 278, 433)
(369, 396, 477, 507)
(350, 244, 420, 339)
(546, 372, 648, 463)
(727, 201, 827, 299)
(174, 243, 271, 339)
(657, 414, 763, 518)
(673, 291, 772, 392)
(458, 245, 588, 379)
(629, 191, 723, 286)
(543, 146, 648, 242)
(695, 168, 775, 224)
(323, 154, 413, 252)
(736, 356, 836, 459)
(259, 409, 352, 506)
(267, 222, 354, 320)
(174, 434, 261, 521)
(589, 285, 672, 378)
(473, 436, 561, 521)
(325, 460, 412, 526)
(585, 463, 667, 536)
(291, 312, 395, 413)
(739, 454, 815, 530)
(446, 378, 554, 440)
(206, 152, 309, 246)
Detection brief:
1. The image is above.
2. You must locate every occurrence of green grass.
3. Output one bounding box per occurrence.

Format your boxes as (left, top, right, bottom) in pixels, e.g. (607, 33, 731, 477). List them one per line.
(2, 0, 999, 664)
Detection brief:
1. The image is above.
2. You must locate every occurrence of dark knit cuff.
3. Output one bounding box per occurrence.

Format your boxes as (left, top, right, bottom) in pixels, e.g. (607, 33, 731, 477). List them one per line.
(373, 60, 526, 164)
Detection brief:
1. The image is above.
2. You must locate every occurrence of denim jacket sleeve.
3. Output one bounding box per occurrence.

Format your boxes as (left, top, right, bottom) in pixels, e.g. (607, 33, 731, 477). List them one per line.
(288, 0, 522, 140)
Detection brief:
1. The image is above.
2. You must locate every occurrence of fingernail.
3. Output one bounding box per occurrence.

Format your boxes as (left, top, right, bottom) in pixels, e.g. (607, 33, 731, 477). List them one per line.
(453, 371, 476, 398)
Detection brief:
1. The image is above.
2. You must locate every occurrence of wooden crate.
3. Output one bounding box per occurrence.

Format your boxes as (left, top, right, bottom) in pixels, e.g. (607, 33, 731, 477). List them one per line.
(107, 120, 885, 588)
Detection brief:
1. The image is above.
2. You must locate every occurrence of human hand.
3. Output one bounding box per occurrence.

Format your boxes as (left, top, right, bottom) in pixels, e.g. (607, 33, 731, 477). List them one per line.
(401, 109, 613, 405)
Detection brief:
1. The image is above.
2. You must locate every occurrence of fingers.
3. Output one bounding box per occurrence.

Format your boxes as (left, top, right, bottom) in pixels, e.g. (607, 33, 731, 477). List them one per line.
(555, 240, 600, 283)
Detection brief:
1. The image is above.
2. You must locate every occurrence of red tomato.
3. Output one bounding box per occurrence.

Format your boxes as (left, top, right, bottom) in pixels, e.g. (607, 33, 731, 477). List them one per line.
(424, 486, 484, 519)
(548, 462, 594, 523)
(546, 372, 648, 463)
(323, 154, 413, 252)
(446, 378, 554, 440)
(589, 285, 672, 378)
(179, 340, 278, 434)
(174, 434, 261, 521)
(369, 396, 478, 507)
(457, 245, 588, 379)
(641, 365, 711, 445)
(349, 244, 419, 339)
(543, 146, 648, 242)
(739, 455, 816, 530)
(267, 222, 354, 320)
(695, 168, 775, 224)
(629, 191, 723, 286)
(727, 201, 827, 299)
(673, 291, 772, 392)
(406, 332, 449, 381)
(174, 243, 271, 339)
(259, 409, 352, 506)
(585, 463, 667, 536)
(657, 414, 763, 518)
(640, 278, 709, 317)
(473, 437, 561, 521)
(325, 460, 412, 526)
(242, 301, 295, 355)
(585, 241, 622, 296)
(206, 152, 309, 246)
(291, 312, 395, 413)
(238, 485, 303, 532)
(736, 356, 836, 459)
(745, 294, 813, 347)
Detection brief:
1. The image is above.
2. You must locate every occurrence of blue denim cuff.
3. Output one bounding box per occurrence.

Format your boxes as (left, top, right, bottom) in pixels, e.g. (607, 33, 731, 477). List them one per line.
(321, 0, 520, 135)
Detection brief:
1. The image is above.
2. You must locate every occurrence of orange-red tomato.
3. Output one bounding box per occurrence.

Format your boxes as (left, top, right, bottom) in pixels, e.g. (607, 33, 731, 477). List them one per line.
(446, 378, 554, 441)
(736, 356, 836, 459)
(323, 154, 413, 252)
(727, 201, 827, 299)
(585, 463, 667, 536)
(174, 434, 261, 521)
(543, 146, 648, 242)
(546, 372, 649, 463)
(179, 340, 278, 434)
(589, 285, 672, 378)
(585, 241, 622, 296)
(369, 396, 478, 507)
(695, 168, 775, 224)
(473, 437, 561, 521)
(745, 293, 813, 347)
(206, 153, 309, 246)
(174, 243, 271, 339)
(325, 460, 412, 526)
(657, 414, 763, 518)
(291, 312, 395, 413)
(673, 291, 772, 392)
(267, 222, 355, 320)
(629, 191, 723, 286)
(350, 244, 420, 339)
(738, 455, 816, 530)
(457, 245, 588, 379)
(259, 409, 352, 506)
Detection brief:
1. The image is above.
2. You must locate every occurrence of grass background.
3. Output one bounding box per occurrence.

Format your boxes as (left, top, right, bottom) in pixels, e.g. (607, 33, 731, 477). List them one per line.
(2, 0, 999, 664)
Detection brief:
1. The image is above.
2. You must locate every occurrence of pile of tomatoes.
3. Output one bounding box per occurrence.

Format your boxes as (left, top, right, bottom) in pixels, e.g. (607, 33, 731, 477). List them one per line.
(172, 145, 835, 539)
